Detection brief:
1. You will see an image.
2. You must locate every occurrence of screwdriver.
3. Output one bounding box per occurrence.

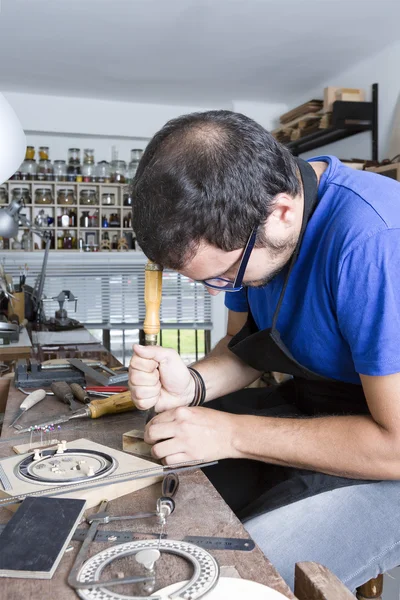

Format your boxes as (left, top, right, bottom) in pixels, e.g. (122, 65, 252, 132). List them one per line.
(16, 391, 137, 433)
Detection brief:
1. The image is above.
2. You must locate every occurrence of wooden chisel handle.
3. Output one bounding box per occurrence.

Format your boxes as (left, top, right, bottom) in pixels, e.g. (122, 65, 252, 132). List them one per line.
(143, 260, 163, 344)
(88, 391, 136, 419)
(70, 383, 90, 404)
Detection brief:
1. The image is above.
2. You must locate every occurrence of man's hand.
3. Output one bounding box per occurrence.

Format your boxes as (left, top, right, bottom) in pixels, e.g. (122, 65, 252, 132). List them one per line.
(144, 406, 239, 464)
(129, 344, 195, 413)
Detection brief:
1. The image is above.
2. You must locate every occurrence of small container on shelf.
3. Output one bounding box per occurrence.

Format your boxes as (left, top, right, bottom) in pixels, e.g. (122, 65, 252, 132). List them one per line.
(57, 188, 76, 205)
(12, 187, 31, 204)
(126, 149, 143, 183)
(96, 160, 111, 183)
(38, 146, 49, 160)
(60, 207, 70, 228)
(20, 159, 37, 181)
(123, 192, 133, 206)
(67, 148, 81, 182)
(21, 231, 32, 251)
(37, 159, 53, 181)
(80, 211, 90, 228)
(35, 209, 52, 228)
(91, 209, 99, 227)
(35, 187, 53, 205)
(25, 146, 35, 160)
(0, 187, 8, 205)
(82, 148, 96, 182)
(79, 188, 98, 205)
(101, 192, 116, 206)
(109, 212, 120, 227)
(54, 160, 67, 182)
(110, 160, 126, 183)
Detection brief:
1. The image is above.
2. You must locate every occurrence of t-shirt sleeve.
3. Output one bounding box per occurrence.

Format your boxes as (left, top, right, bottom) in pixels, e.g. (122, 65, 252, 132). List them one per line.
(336, 229, 400, 376)
(224, 287, 249, 312)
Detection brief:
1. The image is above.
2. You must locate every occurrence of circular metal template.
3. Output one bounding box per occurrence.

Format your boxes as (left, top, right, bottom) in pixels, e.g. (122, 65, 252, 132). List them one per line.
(76, 539, 220, 600)
(16, 448, 117, 486)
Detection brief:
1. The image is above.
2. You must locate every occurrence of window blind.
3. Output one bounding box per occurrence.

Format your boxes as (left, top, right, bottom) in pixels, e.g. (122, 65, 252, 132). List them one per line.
(2, 252, 212, 330)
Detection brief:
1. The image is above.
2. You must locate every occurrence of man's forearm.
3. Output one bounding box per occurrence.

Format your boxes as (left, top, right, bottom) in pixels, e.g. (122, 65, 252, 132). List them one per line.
(193, 334, 262, 402)
(232, 413, 400, 480)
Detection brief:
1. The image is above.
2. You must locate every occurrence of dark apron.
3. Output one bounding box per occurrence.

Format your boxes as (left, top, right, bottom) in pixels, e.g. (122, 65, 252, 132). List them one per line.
(204, 158, 375, 522)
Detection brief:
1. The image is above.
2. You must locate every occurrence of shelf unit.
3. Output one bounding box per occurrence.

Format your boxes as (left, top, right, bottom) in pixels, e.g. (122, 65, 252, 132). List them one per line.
(287, 83, 378, 160)
(0, 180, 136, 251)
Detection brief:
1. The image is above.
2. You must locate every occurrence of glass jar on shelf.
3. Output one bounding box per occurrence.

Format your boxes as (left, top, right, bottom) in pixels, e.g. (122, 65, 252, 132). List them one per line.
(12, 187, 31, 204)
(80, 189, 98, 206)
(67, 148, 81, 182)
(82, 148, 96, 182)
(96, 160, 111, 183)
(101, 192, 115, 206)
(35, 188, 53, 205)
(37, 159, 53, 181)
(57, 188, 76, 205)
(110, 160, 126, 183)
(126, 149, 143, 183)
(21, 230, 32, 251)
(20, 159, 37, 181)
(54, 160, 67, 182)
(39, 146, 49, 160)
(0, 187, 7, 205)
(25, 146, 35, 160)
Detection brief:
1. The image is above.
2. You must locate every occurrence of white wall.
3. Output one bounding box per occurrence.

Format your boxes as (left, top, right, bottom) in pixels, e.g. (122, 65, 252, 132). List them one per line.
(288, 40, 400, 161)
(4, 91, 286, 166)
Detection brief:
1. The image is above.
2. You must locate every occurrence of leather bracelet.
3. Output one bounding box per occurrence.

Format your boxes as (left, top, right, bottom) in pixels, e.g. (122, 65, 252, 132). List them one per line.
(188, 367, 206, 407)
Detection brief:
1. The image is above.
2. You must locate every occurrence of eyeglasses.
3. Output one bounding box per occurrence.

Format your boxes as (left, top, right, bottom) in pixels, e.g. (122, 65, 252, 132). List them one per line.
(197, 226, 258, 292)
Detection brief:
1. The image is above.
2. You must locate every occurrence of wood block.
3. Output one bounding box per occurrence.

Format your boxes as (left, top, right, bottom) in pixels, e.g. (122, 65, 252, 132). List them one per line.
(0, 438, 161, 511)
(335, 87, 365, 102)
(295, 561, 355, 599)
(123, 429, 159, 462)
(12, 439, 59, 455)
(0, 497, 86, 579)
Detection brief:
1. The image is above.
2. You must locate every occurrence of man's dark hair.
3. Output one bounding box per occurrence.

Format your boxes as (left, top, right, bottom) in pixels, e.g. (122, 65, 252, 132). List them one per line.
(132, 110, 300, 269)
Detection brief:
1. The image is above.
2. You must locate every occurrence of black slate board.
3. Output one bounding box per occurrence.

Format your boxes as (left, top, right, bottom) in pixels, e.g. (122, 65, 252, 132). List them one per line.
(0, 496, 86, 579)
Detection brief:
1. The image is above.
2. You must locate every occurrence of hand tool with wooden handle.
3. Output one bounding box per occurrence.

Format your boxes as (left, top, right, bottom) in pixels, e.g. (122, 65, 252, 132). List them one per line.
(51, 381, 82, 412)
(143, 260, 163, 346)
(9, 389, 47, 429)
(16, 391, 137, 433)
(70, 383, 91, 404)
(143, 260, 163, 423)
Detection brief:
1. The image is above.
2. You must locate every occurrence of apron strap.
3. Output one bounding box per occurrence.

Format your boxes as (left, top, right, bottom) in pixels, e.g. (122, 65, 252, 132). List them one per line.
(271, 158, 319, 331)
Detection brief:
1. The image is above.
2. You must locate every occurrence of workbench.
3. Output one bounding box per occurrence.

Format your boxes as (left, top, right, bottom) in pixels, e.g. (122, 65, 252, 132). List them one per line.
(0, 333, 348, 599)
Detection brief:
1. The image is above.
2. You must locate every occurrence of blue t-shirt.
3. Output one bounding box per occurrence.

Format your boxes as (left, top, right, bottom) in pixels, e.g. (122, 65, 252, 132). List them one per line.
(225, 155, 400, 384)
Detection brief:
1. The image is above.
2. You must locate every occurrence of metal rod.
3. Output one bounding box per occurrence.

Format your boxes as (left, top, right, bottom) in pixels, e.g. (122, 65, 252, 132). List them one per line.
(0, 460, 218, 508)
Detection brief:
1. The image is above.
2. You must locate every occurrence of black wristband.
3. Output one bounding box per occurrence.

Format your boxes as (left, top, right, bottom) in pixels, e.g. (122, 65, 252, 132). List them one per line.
(188, 367, 206, 406)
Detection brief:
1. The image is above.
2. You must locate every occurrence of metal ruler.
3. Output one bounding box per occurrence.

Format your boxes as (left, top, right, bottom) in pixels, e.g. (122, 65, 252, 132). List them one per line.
(183, 535, 255, 551)
(0, 524, 253, 550)
(0, 459, 217, 508)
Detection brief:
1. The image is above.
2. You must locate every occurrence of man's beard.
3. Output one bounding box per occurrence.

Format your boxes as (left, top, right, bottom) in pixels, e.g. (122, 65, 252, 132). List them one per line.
(244, 235, 298, 288)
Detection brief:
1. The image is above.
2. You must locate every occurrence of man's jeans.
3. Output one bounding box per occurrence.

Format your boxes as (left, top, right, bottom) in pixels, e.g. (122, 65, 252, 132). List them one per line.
(244, 481, 400, 592)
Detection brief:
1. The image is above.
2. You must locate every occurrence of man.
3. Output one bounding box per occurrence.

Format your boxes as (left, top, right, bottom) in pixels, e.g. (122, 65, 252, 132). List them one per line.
(129, 110, 400, 591)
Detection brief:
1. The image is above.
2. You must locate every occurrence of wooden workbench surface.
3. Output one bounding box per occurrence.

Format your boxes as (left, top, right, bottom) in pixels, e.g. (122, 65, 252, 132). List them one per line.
(0, 343, 295, 600)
